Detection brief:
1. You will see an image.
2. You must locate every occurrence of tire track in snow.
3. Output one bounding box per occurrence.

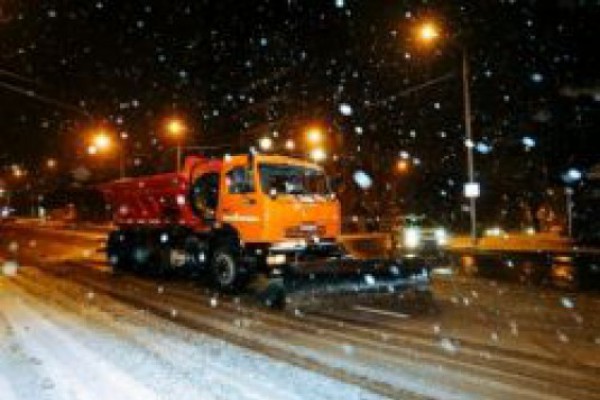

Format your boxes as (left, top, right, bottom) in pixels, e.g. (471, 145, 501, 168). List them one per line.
(11, 269, 388, 400)
(1, 290, 161, 400)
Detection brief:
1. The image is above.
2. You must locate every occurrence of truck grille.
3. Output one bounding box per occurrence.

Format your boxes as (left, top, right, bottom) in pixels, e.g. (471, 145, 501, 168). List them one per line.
(285, 224, 326, 238)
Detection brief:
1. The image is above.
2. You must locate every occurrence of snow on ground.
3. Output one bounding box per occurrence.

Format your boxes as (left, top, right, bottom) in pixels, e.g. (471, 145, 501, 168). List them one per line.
(0, 277, 385, 400)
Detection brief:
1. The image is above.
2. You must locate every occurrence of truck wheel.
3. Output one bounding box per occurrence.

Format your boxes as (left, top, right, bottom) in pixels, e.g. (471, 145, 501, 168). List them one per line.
(130, 240, 151, 275)
(183, 236, 208, 276)
(151, 246, 174, 278)
(210, 246, 246, 292)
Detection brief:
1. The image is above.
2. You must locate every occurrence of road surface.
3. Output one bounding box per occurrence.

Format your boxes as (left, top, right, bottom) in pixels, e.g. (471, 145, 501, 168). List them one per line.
(1, 221, 599, 399)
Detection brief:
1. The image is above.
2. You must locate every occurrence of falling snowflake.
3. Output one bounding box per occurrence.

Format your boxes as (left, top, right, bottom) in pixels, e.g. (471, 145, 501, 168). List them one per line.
(560, 297, 574, 309)
(353, 170, 373, 189)
(363, 274, 376, 286)
(530, 72, 544, 83)
(521, 135, 537, 150)
(338, 103, 353, 116)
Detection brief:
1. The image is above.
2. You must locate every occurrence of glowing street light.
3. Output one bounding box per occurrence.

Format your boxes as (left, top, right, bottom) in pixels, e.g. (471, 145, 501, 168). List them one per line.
(166, 118, 186, 138)
(88, 130, 113, 156)
(416, 21, 440, 43)
(13, 168, 25, 178)
(258, 136, 274, 151)
(87, 128, 126, 178)
(285, 139, 295, 151)
(309, 147, 327, 162)
(46, 158, 57, 169)
(165, 117, 187, 172)
(92, 130, 112, 151)
(396, 159, 409, 174)
(306, 126, 324, 146)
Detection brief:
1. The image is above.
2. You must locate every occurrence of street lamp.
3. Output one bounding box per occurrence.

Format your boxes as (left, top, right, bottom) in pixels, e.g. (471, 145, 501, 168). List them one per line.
(88, 128, 126, 178)
(13, 169, 24, 178)
(92, 130, 112, 151)
(416, 21, 440, 43)
(285, 139, 295, 151)
(306, 126, 324, 146)
(165, 117, 187, 172)
(46, 158, 57, 170)
(258, 136, 274, 151)
(309, 147, 327, 163)
(416, 20, 478, 246)
(396, 159, 409, 174)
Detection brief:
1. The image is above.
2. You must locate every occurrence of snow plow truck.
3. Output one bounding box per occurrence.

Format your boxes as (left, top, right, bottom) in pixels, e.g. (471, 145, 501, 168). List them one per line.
(100, 151, 430, 307)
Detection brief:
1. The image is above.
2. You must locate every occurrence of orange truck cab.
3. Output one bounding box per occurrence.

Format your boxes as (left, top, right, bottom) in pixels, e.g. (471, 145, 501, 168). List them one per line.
(102, 152, 429, 305)
(215, 154, 340, 245)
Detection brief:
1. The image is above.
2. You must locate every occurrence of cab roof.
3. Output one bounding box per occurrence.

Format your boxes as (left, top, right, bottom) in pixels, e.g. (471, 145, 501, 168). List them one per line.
(226, 153, 324, 171)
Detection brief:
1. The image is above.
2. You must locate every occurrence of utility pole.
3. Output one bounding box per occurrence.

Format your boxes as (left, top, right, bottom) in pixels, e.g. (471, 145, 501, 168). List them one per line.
(462, 48, 478, 246)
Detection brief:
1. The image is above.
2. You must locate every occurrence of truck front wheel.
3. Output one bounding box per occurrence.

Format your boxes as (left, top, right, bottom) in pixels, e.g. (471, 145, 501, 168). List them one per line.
(210, 246, 247, 292)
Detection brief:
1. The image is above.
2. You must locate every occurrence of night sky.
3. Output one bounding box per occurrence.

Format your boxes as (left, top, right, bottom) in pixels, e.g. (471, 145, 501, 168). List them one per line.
(1, 0, 599, 222)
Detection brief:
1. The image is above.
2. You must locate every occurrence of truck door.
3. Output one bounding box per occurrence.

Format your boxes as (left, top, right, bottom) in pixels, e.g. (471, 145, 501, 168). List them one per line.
(190, 172, 220, 222)
(218, 165, 261, 242)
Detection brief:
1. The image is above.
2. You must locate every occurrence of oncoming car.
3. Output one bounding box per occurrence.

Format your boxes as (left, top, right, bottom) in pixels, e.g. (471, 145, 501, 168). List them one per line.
(394, 215, 450, 264)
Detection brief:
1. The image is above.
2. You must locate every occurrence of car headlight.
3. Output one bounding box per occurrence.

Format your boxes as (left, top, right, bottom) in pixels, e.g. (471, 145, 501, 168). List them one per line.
(435, 228, 448, 246)
(266, 254, 287, 266)
(404, 228, 420, 249)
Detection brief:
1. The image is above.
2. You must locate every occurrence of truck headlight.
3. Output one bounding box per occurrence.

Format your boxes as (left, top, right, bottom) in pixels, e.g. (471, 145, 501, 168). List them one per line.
(404, 228, 420, 249)
(266, 254, 287, 266)
(435, 228, 448, 246)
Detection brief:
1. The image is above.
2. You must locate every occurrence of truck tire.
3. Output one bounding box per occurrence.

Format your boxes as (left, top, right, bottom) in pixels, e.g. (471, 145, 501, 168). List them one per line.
(151, 245, 174, 278)
(183, 236, 208, 276)
(210, 245, 247, 292)
(130, 233, 151, 275)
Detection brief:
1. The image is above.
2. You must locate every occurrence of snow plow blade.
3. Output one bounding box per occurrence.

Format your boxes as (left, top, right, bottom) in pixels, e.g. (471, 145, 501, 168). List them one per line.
(283, 256, 429, 291)
(252, 235, 431, 308)
(254, 256, 431, 309)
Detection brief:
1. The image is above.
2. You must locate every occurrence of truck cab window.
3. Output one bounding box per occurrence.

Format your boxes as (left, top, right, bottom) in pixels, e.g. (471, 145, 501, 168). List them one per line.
(190, 172, 220, 220)
(226, 167, 255, 194)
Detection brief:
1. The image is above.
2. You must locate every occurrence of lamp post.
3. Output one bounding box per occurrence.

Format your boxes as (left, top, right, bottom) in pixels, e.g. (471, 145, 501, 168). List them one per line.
(416, 21, 478, 245)
(165, 117, 187, 172)
(462, 48, 478, 246)
(562, 168, 583, 238)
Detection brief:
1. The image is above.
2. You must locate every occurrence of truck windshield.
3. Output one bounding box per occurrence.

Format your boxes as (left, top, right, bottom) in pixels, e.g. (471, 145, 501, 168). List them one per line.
(259, 163, 330, 196)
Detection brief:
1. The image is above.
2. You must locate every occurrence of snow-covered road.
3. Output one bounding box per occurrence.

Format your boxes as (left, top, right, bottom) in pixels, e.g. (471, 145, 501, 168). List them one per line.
(0, 277, 384, 400)
(1, 222, 600, 400)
